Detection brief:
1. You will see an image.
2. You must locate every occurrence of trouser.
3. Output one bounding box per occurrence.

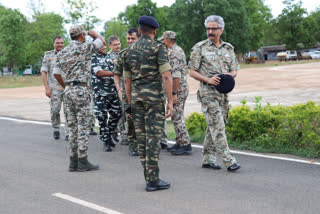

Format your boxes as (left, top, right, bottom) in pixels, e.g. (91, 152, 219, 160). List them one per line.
(200, 94, 236, 168)
(64, 86, 91, 158)
(172, 88, 190, 146)
(94, 93, 122, 144)
(124, 103, 138, 152)
(132, 101, 165, 182)
(50, 89, 69, 135)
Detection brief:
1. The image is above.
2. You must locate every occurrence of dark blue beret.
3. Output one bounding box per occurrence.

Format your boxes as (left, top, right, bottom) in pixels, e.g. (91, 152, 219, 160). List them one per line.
(215, 74, 235, 93)
(138, 15, 160, 29)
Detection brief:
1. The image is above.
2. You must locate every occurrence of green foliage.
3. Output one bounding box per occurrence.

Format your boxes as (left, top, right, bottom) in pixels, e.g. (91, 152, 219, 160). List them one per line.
(185, 100, 320, 158)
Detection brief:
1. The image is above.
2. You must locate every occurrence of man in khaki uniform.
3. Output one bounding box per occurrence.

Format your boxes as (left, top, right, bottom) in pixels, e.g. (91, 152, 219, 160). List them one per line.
(189, 15, 240, 172)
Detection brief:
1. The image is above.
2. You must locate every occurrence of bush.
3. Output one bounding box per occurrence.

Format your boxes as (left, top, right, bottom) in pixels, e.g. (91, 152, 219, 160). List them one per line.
(185, 99, 320, 158)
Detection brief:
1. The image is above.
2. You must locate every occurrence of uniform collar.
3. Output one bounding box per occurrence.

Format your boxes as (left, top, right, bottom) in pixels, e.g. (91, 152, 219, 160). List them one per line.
(208, 39, 225, 48)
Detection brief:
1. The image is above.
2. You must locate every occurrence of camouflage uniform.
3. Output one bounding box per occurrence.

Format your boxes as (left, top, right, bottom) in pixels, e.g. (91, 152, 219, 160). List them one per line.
(123, 35, 171, 182)
(113, 48, 138, 152)
(91, 51, 121, 145)
(188, 39, 239, 168)
(53, 38, 103, 158)
(41, 50, 68, 136)
(168, 43, 190, 146)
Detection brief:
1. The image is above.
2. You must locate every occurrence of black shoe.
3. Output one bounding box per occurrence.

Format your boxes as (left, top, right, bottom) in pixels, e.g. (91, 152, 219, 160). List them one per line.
(129, 150, 139, 156)
(202, 162, 221, 170)
(111, 133, 119, 143)
(167, 144, 179, 152)
(89, 128, 98, 135)
(77, 157, 99, 172)
(120, 139, 129, 145)
(103, 143, 112, 152)
(171, 144, 192, 155)
(145, 179, 170, 192)
(227, 163, 241, 172)
(68, 155, 78, 172)
(65, 135, 69, 141)
(160, 142, 168, 149)
(53, 131, 60, 140)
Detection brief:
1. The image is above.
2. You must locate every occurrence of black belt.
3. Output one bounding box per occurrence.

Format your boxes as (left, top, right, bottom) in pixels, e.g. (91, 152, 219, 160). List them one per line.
(66, 81, 87, 87)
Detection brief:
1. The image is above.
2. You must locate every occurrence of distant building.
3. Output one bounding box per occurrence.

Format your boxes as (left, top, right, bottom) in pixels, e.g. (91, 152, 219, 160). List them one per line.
(261, 45, 286, 61)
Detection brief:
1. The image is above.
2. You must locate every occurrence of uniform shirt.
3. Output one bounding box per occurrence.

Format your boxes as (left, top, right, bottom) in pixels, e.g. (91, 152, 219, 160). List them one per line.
(41, 50, 64, 91)
(91, 51, 116, 96)
(113, 48, 129, 103)
(168, 43, 188, 91)
(123, 35, 171, 103)
(188, 39, 239, 78)
(53, 39, 103, 83)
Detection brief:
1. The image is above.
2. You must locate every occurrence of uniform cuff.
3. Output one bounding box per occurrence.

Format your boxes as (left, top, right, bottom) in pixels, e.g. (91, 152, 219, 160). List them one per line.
(159, 63, 171, 73)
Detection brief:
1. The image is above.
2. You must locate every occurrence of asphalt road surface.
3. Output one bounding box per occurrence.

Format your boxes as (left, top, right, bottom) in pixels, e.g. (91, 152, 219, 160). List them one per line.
(1, 118, 320, 214)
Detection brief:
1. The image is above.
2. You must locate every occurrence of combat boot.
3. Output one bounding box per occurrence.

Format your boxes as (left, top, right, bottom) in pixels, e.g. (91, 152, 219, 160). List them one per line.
(111, 133, 119, 143)
(68, 155, 78, 172)
(104, 143, 112, 152)
(227, 163, 241, 172)
(128, 147, 139, 156)
(53, 131, 60, 140)
(171, 144, 192, 155)
(145, 179, 171, 192)
(160, 141, 168, 149)
(89, 127, 98, 135)
(77, 157, 99, 172)
(167, 144, 179, 152)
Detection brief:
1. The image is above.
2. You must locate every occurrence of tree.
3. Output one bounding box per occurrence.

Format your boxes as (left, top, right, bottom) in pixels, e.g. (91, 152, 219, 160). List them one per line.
(63, 0, 100, 30)
(0, 7, 27, 72)
(308, 8, 320, 43)
(24, 12, 66, 66)
(103, 19, 128, 50)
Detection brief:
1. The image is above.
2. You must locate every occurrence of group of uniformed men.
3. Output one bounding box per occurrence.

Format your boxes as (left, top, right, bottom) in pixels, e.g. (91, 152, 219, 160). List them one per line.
(41, 14, 241, 192)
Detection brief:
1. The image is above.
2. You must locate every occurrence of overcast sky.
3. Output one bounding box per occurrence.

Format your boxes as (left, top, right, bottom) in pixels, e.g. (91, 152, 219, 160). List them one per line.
(0, 0, 319, 29)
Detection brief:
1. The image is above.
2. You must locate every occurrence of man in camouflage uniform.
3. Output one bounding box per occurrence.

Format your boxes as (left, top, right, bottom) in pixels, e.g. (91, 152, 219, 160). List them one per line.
(189, 15, 241, 172)
(91, 45, 122, 152)
(123, 16, 173, 191)
(53, 25, 105, 172)
(114, 27, 140, 156)
(160, 31, 192, 155)
(41, 36, 68, 140)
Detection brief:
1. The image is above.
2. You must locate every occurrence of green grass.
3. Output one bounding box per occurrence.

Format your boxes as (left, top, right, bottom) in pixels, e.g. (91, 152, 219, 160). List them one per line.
(0, 75, 43, 89)
(240, 58, 320, 69)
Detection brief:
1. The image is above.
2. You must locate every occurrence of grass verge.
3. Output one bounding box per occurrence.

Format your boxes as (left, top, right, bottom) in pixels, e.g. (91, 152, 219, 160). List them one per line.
(0, 75, 43, 89)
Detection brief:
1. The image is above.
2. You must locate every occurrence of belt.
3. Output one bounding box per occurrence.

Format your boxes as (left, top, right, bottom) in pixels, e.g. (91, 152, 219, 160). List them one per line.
(66, 81, 87, 87)
(202, 82, 214, 87)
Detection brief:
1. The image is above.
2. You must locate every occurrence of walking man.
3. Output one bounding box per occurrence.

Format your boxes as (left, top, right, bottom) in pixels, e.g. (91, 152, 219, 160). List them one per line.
(189, 15, 240, 172)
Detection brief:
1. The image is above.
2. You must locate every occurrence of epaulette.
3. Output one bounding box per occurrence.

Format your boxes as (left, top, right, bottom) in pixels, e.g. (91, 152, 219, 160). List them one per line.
(44, 50, 54, 55)
(222, 42, 234, 49)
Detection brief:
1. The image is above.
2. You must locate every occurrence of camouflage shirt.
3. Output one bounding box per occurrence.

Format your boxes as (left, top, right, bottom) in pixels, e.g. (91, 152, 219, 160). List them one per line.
(123, 35, 171, 103)
(41, 50, 64, 91)
(188, 39, 239, 77)
(113, 48, 129, 103)
(91, 51, 116, 96)
(53, 39, 103, 84)
(168, 43, 188, 91)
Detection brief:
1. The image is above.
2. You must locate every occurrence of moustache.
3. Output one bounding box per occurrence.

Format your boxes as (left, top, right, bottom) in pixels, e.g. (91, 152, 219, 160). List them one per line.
(208, 33, 216, 37)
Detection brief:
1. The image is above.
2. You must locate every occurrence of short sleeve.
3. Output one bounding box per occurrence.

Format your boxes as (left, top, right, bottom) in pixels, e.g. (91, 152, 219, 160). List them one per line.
(53, 65, 62, 75)
(157, 44, 171, 73)
(113, 55, 124, 77)
(188, 44, 201, 71)
(40, 52, 49, 72)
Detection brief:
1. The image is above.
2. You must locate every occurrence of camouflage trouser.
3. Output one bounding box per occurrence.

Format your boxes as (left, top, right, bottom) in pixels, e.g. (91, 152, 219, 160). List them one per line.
(115, 103, 129, 142)
(172, 88, 190, 146)
(90, 96, 96, 127)
(64, 86, 91, 158)
(50, 89, 64, 130)
(94, 93, 122, 144)
(161, 120, 168, 144)
(199, 93, 236, 168)
(123, 103, 138, 152)
(132, 101, 165, 182)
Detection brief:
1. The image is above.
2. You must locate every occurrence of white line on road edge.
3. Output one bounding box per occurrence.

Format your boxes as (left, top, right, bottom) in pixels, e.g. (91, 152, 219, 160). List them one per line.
(1, 116, 319, 166)
(52, 193, 124, 214)
(167, 140, 320, 166)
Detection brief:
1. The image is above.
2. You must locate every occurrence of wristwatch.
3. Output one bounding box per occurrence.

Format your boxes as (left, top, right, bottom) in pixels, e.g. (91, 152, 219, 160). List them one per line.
(172, 91, 177, 95)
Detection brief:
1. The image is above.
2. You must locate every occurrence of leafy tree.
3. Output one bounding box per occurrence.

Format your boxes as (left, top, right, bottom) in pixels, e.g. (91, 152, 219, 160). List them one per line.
(103, 18, 128, 50)
(63, 0, 100, 30)
(308, 8, 320, 43)
(0, 7, 27, 72)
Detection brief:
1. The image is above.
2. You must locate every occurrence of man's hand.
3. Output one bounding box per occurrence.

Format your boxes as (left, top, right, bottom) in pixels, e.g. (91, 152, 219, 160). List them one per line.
(166, 102, 173, 118)
(173, 94, 178, 105)
(45, 88, 52, 98)
(206, 76, 221, 86)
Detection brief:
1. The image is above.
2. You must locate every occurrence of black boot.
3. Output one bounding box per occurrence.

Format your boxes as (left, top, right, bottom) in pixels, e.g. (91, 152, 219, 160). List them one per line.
(111, 133, 119, 143)
(167, 144, 179, 152)
(89, 127, 98, 135)
(53, 131, 60, 140)
(145, 179, 170, 192)
(77, 157, 99, 172)
(104, 143, 112, 152)
(68, 155, 78, 172)
(227, 163, 241, 172)
(171, 144, 192, 155)
(160, 142, 168, 149)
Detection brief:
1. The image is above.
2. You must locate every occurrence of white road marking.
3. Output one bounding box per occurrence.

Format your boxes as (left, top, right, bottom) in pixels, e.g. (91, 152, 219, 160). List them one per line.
(1, 116, 319, 166)
(52, 193, 124, 214)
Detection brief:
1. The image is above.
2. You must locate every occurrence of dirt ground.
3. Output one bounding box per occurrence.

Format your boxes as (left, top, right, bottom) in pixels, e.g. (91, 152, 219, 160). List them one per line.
(1, 61, 320, 122)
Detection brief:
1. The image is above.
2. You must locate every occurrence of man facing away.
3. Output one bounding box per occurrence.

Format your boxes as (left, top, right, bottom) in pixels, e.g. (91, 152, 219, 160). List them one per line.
(189, 15, 240, 172)
(54, 25, 105, 172)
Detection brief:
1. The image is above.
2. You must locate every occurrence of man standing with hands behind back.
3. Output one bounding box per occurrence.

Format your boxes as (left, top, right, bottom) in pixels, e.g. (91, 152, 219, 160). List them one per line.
(189, 15, 241, 172)
(123, 16, 173, 191)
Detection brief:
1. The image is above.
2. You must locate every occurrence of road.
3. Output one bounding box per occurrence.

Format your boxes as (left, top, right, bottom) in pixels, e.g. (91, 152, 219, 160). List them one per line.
(1, 118, 319, 214)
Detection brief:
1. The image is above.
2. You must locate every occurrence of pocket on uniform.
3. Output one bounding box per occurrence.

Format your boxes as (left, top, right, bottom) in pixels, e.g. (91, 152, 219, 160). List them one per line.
(73, 88, 90, 106)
